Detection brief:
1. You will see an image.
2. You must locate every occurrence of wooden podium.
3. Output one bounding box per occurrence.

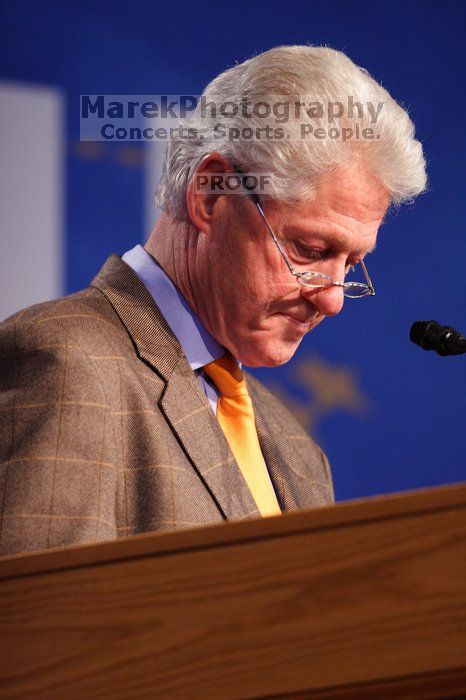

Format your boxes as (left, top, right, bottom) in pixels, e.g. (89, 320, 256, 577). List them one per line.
(1, 483, 465, 699)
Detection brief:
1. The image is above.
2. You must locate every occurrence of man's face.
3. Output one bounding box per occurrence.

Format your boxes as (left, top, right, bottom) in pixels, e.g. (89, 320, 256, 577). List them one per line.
(193, 163, 390, 367)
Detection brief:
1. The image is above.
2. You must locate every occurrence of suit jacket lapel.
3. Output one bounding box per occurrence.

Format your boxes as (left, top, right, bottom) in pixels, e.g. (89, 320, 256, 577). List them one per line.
(91, 255, 260, 521)
(250, 387, 299, 512)
(248, 375, 325, 513)
(160, 359, 260, 520)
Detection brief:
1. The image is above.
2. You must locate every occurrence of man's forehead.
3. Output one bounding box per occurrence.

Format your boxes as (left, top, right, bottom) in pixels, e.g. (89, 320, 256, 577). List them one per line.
(276, 165, 389, 252)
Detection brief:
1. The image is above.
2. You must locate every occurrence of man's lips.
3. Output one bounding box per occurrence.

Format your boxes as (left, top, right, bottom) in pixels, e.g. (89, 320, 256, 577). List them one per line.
(275, 311, 317, 330)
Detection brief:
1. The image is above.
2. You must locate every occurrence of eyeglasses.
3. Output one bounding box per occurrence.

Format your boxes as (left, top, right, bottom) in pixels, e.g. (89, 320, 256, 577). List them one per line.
(249, 193, 376, 299)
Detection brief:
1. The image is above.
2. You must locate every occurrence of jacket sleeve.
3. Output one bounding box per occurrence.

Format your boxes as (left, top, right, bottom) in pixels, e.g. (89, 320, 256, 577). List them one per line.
(0, 316, 118, 556)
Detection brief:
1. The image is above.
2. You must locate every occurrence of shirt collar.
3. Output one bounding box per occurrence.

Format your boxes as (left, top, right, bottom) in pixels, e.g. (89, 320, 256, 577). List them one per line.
(122, 244, 224, 370)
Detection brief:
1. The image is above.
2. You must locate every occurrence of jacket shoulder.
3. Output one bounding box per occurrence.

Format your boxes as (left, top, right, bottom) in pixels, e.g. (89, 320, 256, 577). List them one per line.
(0, 287, 132, 358)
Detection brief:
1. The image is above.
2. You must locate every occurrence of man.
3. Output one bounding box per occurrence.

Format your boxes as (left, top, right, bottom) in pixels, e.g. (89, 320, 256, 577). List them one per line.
(0, 46, 426, 556)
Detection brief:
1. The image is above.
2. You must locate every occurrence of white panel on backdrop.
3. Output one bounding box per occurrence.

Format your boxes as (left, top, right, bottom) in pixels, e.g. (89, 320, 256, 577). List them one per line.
(0, 82, 63, 321)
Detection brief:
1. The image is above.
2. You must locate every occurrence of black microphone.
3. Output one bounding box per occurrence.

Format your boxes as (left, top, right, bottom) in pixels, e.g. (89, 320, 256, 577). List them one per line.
(410, 320, 466, 356)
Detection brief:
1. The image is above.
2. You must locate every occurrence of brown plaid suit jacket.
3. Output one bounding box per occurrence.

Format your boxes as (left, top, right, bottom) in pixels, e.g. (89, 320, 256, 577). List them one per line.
(0, 255, 334, 556)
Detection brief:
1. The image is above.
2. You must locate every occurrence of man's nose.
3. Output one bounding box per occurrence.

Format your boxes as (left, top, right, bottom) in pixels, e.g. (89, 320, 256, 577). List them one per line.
(300, 282, 345, 317)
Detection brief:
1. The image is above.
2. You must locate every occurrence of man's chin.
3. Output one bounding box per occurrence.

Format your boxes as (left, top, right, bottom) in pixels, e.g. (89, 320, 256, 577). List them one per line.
(225, 318, 322, 367)
(238, 338, 303, 368)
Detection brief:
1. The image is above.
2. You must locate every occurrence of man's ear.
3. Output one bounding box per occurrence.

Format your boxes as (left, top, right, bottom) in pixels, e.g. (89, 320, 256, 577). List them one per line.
(186, 153, 233, 234)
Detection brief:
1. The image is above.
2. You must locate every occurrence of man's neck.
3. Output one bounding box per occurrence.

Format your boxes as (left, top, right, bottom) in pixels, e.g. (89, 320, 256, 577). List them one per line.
(144, 213, 199, 315)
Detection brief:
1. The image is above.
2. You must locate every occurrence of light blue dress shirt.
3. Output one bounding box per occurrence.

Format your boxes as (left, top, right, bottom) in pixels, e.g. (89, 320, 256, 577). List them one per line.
(122, 244, 224, 413)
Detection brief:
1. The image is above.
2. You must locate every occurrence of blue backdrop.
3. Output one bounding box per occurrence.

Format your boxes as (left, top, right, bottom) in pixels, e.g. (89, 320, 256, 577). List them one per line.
(1, 0, 464, 500)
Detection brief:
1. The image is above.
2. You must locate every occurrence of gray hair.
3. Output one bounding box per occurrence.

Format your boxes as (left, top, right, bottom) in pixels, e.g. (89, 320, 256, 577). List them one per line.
(156, 45, 427, 219)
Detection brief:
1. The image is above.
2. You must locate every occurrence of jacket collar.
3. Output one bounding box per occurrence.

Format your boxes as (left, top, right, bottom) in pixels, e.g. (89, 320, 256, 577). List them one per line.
(92, 254, 183, 380)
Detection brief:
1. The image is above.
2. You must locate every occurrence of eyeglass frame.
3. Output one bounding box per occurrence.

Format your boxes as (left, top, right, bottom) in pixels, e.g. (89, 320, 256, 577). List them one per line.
(245, 187, 376, 299)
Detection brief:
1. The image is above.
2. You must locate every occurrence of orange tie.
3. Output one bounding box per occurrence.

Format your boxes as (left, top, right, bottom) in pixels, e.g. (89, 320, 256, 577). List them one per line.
(203, 354, 281, 517)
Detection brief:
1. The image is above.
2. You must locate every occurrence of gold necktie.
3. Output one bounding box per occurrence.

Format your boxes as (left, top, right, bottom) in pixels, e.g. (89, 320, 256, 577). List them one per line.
(203, 354, 281, 517)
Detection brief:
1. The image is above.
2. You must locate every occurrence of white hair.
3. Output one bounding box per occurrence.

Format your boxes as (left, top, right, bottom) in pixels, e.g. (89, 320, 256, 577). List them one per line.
(156, 45, 427, 219)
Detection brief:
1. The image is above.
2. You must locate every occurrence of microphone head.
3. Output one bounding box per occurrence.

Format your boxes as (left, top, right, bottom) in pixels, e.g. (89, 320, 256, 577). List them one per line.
(410, 320, 466, 356)
(410, 320, 442, 351)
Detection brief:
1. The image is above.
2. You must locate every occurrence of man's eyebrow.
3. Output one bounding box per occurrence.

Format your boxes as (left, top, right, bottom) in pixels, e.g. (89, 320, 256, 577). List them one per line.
(289, 227, 378, 256)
